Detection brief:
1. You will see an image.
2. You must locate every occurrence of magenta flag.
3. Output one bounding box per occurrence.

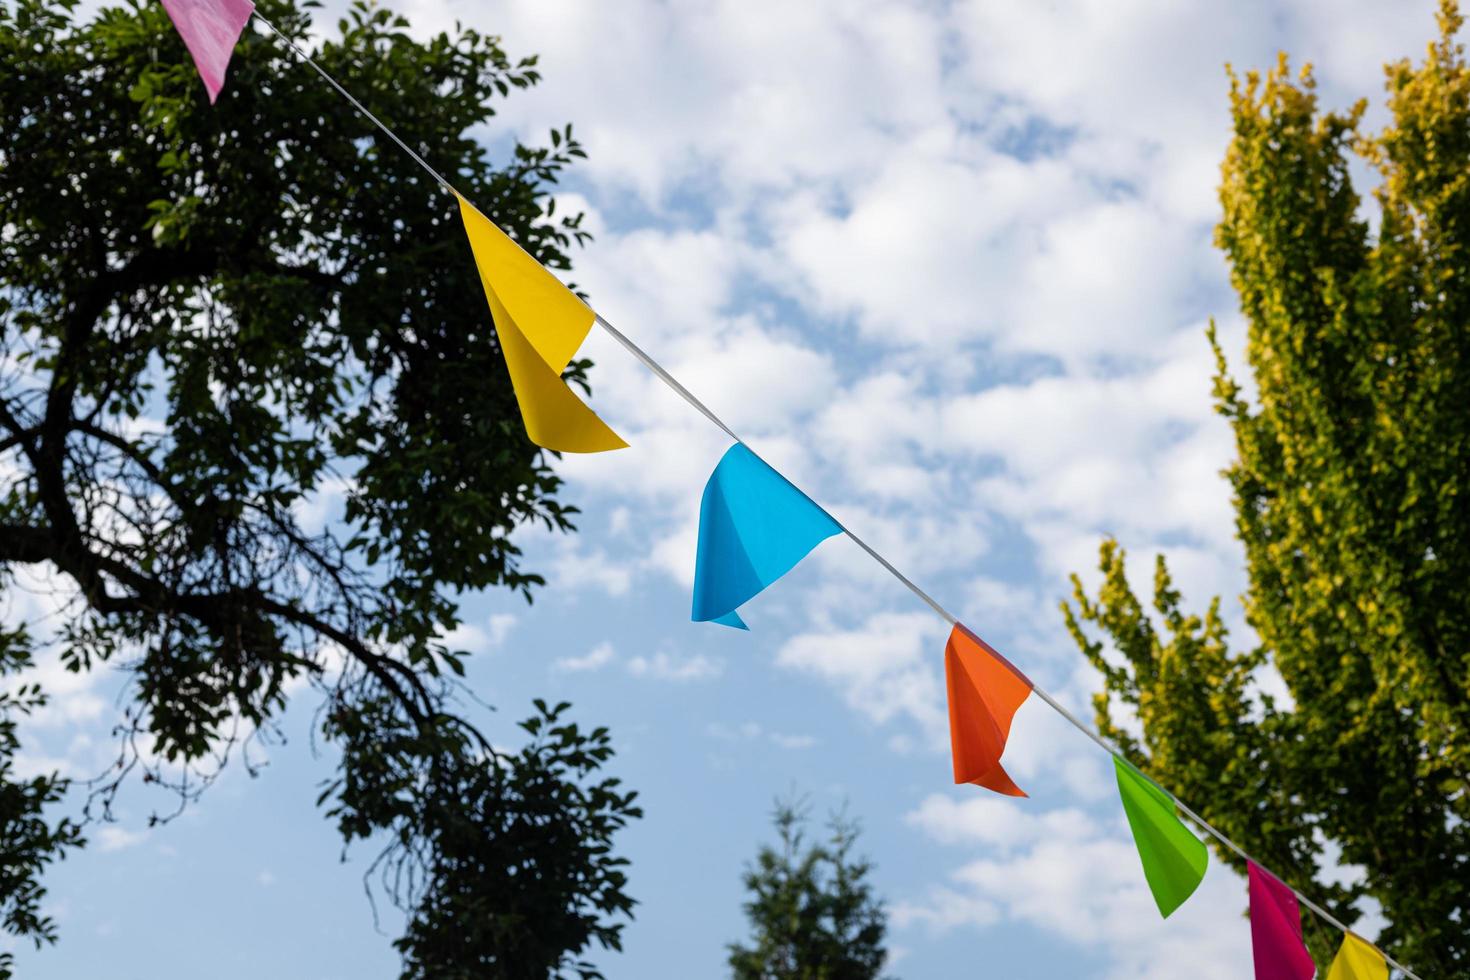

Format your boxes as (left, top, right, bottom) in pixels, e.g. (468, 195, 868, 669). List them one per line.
(159, 0, 255, 103)
(1248, 861, 1316, 980)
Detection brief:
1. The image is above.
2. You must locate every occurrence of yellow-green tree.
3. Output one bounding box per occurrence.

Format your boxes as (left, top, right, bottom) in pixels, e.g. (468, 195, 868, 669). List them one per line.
(1063, 4, 1470, 974)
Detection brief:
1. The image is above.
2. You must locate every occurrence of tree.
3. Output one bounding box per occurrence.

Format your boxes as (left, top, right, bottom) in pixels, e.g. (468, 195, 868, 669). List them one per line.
(728, 799, 890, 980)
(1061, 3, 1470, 975)
(0, 1, 640, 976)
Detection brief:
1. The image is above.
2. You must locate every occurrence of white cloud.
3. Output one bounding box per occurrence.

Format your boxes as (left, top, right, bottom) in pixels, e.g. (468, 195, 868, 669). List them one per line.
(768, 732, 818, 750)
(290, 476, 353, 536)
(549, 545, 634, 597)
(441, 612, 519, 654)
(706, 720, 818, 750)
(436, 0, 958, 203)
(626, 650, 724, 682)
(440, 621, 489, 653)
(485, 613, 518, 646)
(10, 750, 81, 781)
(94, 826, 147, 853)
(776, 611, 947, 744)
(905, 792, 1095, 852)
(901, 791, 1254, 980)
(554, 641, 616, 673)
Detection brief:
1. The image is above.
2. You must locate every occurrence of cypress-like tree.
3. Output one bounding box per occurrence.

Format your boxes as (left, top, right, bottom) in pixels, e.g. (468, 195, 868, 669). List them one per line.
(728, 800, 891, 980)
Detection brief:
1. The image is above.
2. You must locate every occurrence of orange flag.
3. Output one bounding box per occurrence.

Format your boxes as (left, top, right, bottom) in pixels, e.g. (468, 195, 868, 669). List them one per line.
(944, 624, 1032, 797)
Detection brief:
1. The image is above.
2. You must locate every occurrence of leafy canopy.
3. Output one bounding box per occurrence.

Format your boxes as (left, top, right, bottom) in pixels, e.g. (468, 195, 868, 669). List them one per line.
(1063, 3, 1470, 974)
(728, 799, 891, 980)
(0, 0, 639, 975)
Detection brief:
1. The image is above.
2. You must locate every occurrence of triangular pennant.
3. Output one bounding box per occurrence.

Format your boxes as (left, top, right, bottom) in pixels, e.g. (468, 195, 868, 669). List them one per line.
(1248, 861, 1316, 980)
(712, 610, 749, 630)
(1326, 933, 1388, 980)
(159, 0, 255, 103)
(944, 625, 1031, 797)
(691, 443, 840, 628)
(457, 196, 626, 454)
(1114, 757, 1208, 918)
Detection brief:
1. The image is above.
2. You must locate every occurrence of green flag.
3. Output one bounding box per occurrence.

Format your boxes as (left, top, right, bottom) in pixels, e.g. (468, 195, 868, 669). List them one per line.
(1114, 756, 1208, 917)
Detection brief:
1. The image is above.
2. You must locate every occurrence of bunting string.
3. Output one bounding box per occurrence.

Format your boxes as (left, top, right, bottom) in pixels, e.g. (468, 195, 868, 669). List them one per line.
(175, 10, 1424, 979)
(254, 13, 463, 199)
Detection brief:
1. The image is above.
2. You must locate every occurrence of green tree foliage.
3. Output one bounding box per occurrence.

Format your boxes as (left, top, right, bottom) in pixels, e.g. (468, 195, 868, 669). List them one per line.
(0, 0, 639, 975)
(1062, 3, 1470, 974)
(0, 626, 81, 977)
(728, 800, 890, 980)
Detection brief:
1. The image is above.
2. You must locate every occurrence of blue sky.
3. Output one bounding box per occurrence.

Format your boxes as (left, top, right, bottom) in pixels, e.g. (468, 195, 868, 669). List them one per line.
(5, 0, 1448, 977)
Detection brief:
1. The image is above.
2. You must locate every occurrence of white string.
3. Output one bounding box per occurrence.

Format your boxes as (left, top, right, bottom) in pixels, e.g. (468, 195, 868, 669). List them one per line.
(596, 314, 958, 623)
(250, 15, 1424, 978)
(253, 13, 463, 199)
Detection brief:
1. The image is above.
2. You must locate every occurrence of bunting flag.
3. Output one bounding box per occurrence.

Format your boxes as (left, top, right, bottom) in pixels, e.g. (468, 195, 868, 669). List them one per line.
(159, 0, 255, 103)
(1327, 933, 1389, 980)
(1248, 861, 1316, 980)
(457, 196, 628, 454)
(944, 625, 1031, 796)
(1114, 758, 1208, 917)
(158, 23, 1417, 974)
(691, 443, 840, 629)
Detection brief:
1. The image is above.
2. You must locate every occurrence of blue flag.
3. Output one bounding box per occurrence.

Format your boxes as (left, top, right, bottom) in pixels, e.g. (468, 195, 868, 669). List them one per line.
(692, 443, 841, 629)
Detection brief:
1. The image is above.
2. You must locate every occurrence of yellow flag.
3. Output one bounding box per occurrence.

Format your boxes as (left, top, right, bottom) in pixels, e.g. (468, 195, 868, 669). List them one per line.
(457, 195, 627, 453)
(1326, 933, 1388, 980)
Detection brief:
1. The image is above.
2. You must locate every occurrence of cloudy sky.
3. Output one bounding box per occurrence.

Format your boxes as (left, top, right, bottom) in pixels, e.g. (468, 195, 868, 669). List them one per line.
(9, 0, 1447, 977)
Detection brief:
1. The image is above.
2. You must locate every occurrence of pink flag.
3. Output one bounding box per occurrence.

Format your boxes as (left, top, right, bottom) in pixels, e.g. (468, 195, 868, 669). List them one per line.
(159, 0, 255, 103)
(1248, 861, 1316, 980)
